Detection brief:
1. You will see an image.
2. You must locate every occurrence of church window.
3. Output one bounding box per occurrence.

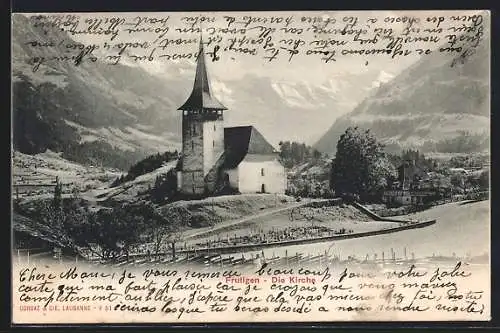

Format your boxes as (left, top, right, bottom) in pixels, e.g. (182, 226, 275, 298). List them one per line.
(261, 168, 265, 176)
(213, 140, 215, 147)
(191, 141, 194, 150)
(214, 124, 216, 131)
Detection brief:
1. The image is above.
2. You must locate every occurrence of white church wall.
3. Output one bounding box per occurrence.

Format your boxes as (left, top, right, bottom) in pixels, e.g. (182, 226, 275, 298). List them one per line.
(176, 171, 182, 191)
(237, 156, 286, 194)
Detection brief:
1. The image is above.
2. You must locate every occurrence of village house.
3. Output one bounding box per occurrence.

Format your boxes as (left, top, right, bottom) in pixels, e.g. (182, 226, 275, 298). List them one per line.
(383, 160, 435, 206)
(176, 37, 286, 196)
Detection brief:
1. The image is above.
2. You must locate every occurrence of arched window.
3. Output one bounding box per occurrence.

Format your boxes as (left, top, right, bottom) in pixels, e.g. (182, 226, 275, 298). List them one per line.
(261, 168, 265, 176)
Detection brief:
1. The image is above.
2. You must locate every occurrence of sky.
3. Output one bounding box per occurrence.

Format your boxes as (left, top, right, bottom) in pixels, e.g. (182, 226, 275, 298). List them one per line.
(15, 10, 489, 145)
(21, 10, 487, 84)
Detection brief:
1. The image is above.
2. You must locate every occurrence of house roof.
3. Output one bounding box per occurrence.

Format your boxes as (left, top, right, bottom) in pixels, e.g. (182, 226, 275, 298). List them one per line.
(177, 37, 227, 111)
(222, 126, 277, 169)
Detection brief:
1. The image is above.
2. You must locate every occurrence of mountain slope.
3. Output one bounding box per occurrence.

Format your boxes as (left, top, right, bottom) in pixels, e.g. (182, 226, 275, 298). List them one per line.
(12, 14, 182, 169)
(314, 30, 490, 155)
(12, 13, 401, 169)
(149, 64, 396, 146)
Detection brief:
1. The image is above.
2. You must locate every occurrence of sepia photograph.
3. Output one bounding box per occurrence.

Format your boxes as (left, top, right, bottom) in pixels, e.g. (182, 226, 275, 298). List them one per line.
(11, 10, 490, 323)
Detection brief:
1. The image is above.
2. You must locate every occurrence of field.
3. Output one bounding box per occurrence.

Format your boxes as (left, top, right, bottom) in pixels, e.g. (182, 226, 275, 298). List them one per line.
(181, 204, 404, 249)
(12, 150, 121, 200)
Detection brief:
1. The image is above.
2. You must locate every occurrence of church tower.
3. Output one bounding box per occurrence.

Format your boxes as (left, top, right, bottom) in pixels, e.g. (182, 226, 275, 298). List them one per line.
(177, 36, 227, 196)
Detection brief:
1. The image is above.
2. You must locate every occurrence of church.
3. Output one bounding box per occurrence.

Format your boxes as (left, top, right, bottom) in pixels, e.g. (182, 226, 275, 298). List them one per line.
(176, 38, 286, 197)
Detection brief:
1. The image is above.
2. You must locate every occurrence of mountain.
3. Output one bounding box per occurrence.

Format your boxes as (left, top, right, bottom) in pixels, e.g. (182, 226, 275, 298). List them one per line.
(12, 14, 182, 169)
(12, 14, 397, 169)
(150, 63, 397, 146)
(314, 30, 490, 156)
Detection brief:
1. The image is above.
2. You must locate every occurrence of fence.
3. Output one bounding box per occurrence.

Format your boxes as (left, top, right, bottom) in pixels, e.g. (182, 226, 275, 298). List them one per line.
(85, 242, 476, 271)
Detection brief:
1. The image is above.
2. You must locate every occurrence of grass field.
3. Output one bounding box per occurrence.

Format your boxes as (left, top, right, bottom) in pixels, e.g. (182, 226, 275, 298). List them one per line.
(181, 204, 402, 248)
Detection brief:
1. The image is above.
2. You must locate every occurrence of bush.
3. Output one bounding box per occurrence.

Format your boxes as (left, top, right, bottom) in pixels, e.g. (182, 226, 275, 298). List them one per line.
(111, 150, 179, 187)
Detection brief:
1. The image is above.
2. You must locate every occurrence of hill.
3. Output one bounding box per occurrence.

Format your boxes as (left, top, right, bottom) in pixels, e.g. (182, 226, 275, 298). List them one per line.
(314, 25, 490, 155)
(12, 14, 182, 170)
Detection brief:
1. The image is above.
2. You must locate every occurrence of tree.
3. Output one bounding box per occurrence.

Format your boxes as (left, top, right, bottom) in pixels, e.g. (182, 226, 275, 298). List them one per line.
(39, 177, 66, 229)
(52, 176, 63, 210)
(150, 169, 178, 203)
(450, 173, 466, 193)
(478, 170, 489, 190)
(73, 203, 160, 260)
(312, 149, 322, 160)
(278, 140, 323, 168)
(330, 127, 396, 202)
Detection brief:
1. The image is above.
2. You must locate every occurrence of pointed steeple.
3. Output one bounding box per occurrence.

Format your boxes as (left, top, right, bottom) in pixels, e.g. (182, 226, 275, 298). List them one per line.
(177, 33, 227, 111)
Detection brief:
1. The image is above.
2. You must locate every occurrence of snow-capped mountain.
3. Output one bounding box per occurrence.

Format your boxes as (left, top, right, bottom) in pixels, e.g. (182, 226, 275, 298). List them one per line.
(314, 28, 490, 155)
(12, 13, 395, 169)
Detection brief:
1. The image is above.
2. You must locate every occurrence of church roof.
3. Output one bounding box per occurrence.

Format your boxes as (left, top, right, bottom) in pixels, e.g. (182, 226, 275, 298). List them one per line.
(222, 126, 277, 169)
(177, 37, 227, 111)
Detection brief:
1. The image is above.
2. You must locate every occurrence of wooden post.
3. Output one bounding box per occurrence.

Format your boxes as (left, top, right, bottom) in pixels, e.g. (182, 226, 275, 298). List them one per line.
(27, 250, 30, 265)
(17, 249, 20, 265)
(285, 250, 288, 266)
